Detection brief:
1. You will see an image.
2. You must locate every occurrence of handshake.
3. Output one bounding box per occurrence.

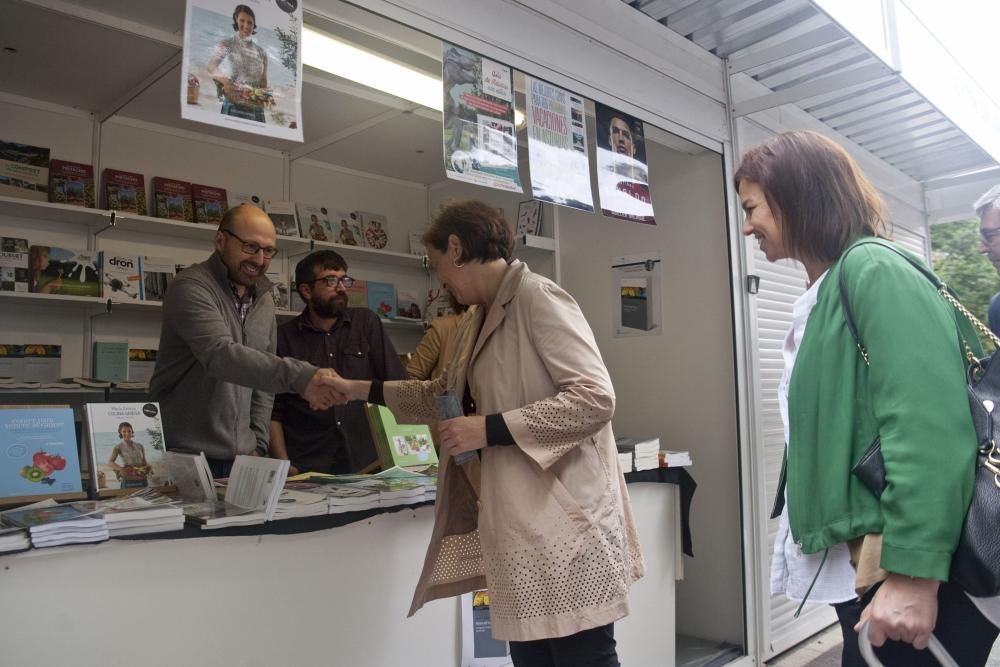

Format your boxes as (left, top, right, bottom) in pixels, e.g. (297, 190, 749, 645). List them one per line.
(301, 368, 364, 411)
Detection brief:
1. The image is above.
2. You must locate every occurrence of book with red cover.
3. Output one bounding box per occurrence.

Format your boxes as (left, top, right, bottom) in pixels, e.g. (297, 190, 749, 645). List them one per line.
(192, 184, 228, 225)
(48, 159, 95, 208)
(151, 177, 194, 222)
(101, 168, 147, 215)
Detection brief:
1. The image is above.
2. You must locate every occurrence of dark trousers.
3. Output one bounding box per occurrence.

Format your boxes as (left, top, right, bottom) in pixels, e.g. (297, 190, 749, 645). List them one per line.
(834, 581, 997, 666)
(205, 457, 234, 479)
(508, 623, 619, 667)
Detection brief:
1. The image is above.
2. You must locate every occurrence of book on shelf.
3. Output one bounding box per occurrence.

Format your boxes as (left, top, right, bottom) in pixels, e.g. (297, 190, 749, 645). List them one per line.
(288, 278, 305, 312)
(332, 210, 362, 246)
(265, 269, 290, 310)
(101, 168, 147, 215)
(48, 159, 95, 208)
(83, 402, 170, 497)
(99, 252, 142, 300)
(163, 450, 216, 502)
(127, 348, 157, 383)
(659, 450, 692, 468)
(408, 232, 425, 257)
(22, 344, 61, 383)
(265, 200, 301, 238)
(0, 406, 85, 505)
(151, 177, 194, 222)
(0, 343, 23, 380)
(360, 212, 389, 250)
(62, 377, 112, 388)
(365, 403, 439, 470)
(0, 237, 29, 293)
(139, 255, 176, 302)
(3, 502, 108, 548)
(230, 192, 264, 209)
(425, 291, 455, 321)
(92, 340, 129, 381)
(29, 245, 100, 296)
(367, 281, 396, 319)
(39, 380, 81, 389)
(0, 140, 50, 202)
(297, 203, 335, 242)
(192, 184, 228, 225)
(616, 436, 660, 472)
(516, 199, 543, 236)
(345, 279, 368, 309)
(396, 288, 424, 321)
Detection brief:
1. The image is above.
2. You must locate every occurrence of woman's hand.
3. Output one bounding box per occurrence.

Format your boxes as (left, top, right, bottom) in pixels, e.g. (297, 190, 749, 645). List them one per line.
(855, 573, 939, 649)
(438, 416, 487, 457)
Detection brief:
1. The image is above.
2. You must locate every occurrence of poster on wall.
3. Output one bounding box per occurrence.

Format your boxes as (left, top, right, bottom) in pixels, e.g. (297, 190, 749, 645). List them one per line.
(524, 76, 594, 212)
(460, 590, 512, 667)
(595, 103, 655, 225)
(442, 43, 522, 193)
(611, 252, 662, 337)
(181, 0, 304, 142)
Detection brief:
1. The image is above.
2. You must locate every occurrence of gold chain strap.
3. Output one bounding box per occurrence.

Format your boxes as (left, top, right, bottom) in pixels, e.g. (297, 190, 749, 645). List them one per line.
(938, 285, 1000, 350)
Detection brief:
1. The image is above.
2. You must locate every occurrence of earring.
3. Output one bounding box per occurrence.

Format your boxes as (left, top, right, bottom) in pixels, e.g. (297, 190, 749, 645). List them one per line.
(453, 256, 465, 268)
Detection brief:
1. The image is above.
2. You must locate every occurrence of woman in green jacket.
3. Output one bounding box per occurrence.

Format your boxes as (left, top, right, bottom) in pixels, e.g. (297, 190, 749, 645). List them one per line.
(736, 130, 998, 665)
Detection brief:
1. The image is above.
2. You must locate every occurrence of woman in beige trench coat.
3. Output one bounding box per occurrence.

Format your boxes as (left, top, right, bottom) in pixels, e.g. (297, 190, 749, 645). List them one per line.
(326, 200, 644, 667)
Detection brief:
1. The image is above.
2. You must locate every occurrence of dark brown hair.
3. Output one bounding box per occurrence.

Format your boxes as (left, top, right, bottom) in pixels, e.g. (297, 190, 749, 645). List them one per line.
(232, 5, 257, 33)
(734, 130, 889, 263)
(422, 200, 514, 264)
(294, 250, 348, 297)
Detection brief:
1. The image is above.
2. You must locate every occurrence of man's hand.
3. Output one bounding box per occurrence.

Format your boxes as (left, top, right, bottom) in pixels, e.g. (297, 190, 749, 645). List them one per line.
(855, 573, 939, 650)
(438, 416, 487, 457)
(316, 373, 369, 402)
(302, 369, 347, 410)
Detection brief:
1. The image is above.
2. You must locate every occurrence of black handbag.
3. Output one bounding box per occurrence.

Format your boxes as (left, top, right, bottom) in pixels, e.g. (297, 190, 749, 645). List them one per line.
(839, 239, 1000, 597)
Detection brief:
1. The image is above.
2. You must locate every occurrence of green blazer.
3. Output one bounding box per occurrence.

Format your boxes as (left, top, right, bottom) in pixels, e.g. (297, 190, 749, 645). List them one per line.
(784, 239, 980, 581)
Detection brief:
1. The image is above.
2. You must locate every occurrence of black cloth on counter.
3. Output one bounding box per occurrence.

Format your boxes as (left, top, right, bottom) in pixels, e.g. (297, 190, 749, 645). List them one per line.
(625, 467, 696, 558)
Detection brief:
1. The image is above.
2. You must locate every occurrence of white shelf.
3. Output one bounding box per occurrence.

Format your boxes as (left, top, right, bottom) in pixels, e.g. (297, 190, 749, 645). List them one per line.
(518, 234, 556, 252)
(284, 237, 426, 269)
(0, 290, 162, 313)
(0, 387, 105, 395)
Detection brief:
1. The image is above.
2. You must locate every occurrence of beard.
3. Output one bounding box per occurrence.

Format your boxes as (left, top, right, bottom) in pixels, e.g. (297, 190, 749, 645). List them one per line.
(311, 293, 348, 319)
(226, 258, 264, 288)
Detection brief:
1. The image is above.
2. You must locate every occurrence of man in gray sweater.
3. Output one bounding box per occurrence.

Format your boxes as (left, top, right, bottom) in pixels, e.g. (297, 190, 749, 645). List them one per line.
(149, 204, 338, 476)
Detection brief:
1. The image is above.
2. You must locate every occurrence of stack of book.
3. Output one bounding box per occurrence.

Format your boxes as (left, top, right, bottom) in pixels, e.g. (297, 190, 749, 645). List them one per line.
(317, 484, 381, 514)
(617, 449, 633, 474)
(271, 487, 329, 519)
(72, 491, 184, 537)
(0, 525, 30, 553)
(182, 455, 289, 529)
(3, 504, 108, 548)
(659, 450, 692, 468)
(616, 436, 660, 472)
(181, 501, 265, 530)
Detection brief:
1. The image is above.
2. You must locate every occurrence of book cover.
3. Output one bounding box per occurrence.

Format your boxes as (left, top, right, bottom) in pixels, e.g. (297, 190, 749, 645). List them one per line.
(4, 504, 91, 528)
(181, 500, 265, 529)
(516, 199, 543, 236)
(396, 288, 424, 321)
(0, 237, 29, 293)
(163, 450, 216, 502)
(408, 232, 425, 256)
(265, 270, 289, 310)
(225, 455, 290, 520)
(101, 168, 147, 215)
(426, 290, 455, 321)
(332, 211, 362, 247)
(345, 279, 368, 309)
(22, 344, 61, 383)
(360, 212, 389, 250)
(128, 348, 157, 383)
(365, 404, 438, 469)
(0, 343, 24, 381)
(191, 184, 228, 225)
(84, 402, 169, 497)
(620, 278, 654, 331)
(0, 406, 84, 503)
(99, 252, 142, 300)
(29, 246, 99, 296)
(230, 192, 264, 209)
(265, 200, 301, 238)
(0, 141, 50, 201)
(139, 255, 176, 301)
(151, 177, 194, 222)
(92, 341, 129, 381)
(48, 159, 95, 208)
(367, 281, 396, 319)
(297, 204, 336, 242)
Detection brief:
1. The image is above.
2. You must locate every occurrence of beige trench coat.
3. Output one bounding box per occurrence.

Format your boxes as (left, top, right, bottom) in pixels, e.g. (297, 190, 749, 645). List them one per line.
(385, 261, 644, 641)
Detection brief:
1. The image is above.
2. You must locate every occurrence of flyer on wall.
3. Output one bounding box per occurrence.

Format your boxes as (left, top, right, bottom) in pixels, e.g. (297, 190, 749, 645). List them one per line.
(595, 102, 656, 224)
(181, 0, 304, 142)
(460, 590, 512, 667)
(524, 76, 594, 212)
(611, 252, 662, 338)
(442, 43, 522, 193)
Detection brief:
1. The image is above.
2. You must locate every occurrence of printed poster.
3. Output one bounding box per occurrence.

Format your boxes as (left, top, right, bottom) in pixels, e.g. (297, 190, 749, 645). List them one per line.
(595, 103, 656, 224)
(181, 0, 304, 142)
(460, 590, 512, 667)
(525, 76, 594, 212)
(442, 44, 522, 192)
(611, 252, 662, 337)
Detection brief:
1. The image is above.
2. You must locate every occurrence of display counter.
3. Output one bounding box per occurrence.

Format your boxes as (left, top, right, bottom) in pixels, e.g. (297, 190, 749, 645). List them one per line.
(0, 476, 689, 666)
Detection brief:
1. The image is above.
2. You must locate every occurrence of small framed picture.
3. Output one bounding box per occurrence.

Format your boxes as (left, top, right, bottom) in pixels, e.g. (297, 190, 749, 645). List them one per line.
(516, 200, 542, 236)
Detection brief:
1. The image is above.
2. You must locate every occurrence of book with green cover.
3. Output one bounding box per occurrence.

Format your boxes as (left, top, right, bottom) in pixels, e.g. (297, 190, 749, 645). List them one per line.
(364, 404, 438, 470)
(92, 341, 129, 381)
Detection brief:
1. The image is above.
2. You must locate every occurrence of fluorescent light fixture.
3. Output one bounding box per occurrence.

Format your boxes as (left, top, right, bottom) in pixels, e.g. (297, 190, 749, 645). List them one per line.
(302, 27, 524, 126)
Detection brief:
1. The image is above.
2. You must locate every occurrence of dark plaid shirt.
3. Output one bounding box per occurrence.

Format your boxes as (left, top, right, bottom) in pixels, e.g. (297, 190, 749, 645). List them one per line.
(271, 307, 407, 473)
(229, 282, 255, 322)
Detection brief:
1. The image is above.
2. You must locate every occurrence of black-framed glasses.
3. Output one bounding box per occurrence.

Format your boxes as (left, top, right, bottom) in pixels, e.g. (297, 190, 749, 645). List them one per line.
(305, 275, 355, 289)
(221, 229, 279, 259)
(982, 228, 1000, 244)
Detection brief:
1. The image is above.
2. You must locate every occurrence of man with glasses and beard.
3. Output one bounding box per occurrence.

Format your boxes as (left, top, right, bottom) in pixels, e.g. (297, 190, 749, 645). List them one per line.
(975, 184, 1000, 338)
(269, 250, 407, 474)
(150, 205, 342, 477)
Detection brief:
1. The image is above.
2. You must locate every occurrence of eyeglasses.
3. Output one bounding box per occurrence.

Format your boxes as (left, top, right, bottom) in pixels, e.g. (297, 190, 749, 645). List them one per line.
(305, 275, 355, 288)
(221, 229, 279, 259)
(982, 228, 1000, 244)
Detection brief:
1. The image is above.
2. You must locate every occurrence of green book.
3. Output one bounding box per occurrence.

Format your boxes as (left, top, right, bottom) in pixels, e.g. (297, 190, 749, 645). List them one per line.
(92, 341, 129, 381)
(364, 404, 438, 469)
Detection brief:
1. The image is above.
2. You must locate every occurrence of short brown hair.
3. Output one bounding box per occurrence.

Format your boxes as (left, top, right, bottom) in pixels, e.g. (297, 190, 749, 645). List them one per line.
(734, 130, 889, 263)
(422, 200, 514, 264)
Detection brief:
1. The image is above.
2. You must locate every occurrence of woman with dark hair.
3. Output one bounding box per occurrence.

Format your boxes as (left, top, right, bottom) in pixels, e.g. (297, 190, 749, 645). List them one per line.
(207, 4, 269, 122)
(737, 130, 999, 665)
(108, 422, 150, 489)
(325, 199, 643, 666)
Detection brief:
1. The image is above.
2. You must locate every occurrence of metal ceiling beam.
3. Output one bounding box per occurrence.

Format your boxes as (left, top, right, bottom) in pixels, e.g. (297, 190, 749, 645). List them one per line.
(864, 125, 959, 155)
(803, 81, 911, 117)
(877, 134, 965, 162)
(825, 98, 926, 132)
(924, 167, 1000, 192)
(843, 109, 938, 143)
(766, 52, 868, 91)
(727, 23, 846, 73)
(715, 7, 819, 58)
(688, 0, 788, 46)
(747, 40, 854, 81)
(731, 62, 892, 117)
(289, 107, 412, 161)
